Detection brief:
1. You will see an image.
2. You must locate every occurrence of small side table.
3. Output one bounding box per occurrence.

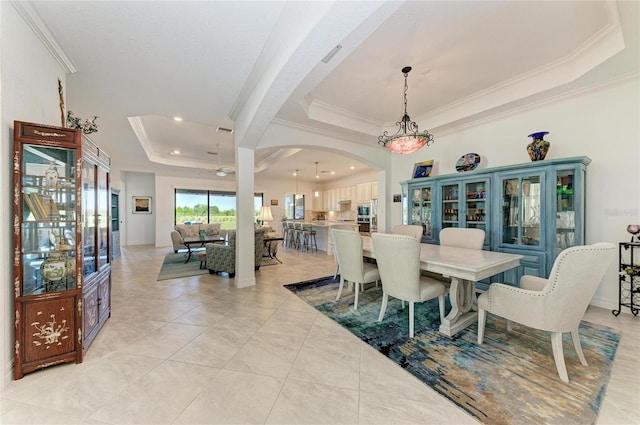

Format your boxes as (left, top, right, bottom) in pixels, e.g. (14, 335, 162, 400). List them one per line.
(264, 237, 284, 263)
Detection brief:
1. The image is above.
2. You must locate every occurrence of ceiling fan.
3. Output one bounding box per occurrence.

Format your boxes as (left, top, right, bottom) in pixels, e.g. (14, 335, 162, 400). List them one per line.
(212, 143, 235, 177)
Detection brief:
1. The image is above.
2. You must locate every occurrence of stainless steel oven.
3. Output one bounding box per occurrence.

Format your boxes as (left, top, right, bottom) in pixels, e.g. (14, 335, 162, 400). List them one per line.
(357, 217, 370, 233)
(357, 205, 370, 216)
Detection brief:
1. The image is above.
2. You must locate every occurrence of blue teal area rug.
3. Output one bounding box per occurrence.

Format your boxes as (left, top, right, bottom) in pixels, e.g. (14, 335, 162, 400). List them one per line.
(285, 276, 620, 425)
(158, 253, 280, 281)
(157, 253, 209, 281)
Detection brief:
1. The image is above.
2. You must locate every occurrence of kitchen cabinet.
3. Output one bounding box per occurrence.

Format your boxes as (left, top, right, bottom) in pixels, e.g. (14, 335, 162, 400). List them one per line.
(402, 157, 590, 286)
(324, 189, 337, 211)
(356, 183, 372, 204)
(12, 121, 111, 379)
(312, 191, 324, 211)
(357, 181, 378, 203)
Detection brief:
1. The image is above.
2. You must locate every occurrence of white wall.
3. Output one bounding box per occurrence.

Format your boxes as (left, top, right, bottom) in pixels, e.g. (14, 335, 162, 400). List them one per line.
(123, 171, 156, 245)
(0, 2, 68, 388)
(390, 77, 640, 310)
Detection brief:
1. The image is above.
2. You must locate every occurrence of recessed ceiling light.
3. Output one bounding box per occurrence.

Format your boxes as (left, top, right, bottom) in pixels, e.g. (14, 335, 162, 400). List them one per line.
(331, 171, 335, 175)
(173, 117, 183, 122)
(293, 171, 297, 176)
(170, 149, 180, 155)
(350, 166, 355, 170)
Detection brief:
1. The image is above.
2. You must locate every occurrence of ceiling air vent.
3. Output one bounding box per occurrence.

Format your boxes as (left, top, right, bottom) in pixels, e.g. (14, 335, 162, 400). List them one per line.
(216, 126, 234, 134)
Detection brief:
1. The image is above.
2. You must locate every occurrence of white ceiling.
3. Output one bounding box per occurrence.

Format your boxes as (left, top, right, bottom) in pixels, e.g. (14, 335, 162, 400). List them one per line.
(24, 1, 639, 183)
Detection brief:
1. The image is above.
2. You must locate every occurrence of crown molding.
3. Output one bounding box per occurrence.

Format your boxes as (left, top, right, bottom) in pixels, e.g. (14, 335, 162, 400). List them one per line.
(419, 2, 625, 128)
(271, 117, 375, 147)
(304, 96, 381, 136)
(10, 1, 77, 74)
(303, 2, 627, 140)
(431, 71, 639, 138)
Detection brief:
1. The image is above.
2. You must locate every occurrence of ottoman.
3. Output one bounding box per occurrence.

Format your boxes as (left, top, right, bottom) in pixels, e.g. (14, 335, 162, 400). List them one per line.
(197, 251, 207, 269)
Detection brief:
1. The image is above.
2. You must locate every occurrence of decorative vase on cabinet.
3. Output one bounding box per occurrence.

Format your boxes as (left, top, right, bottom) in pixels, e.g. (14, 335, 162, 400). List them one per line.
(526, 131, 550, 161)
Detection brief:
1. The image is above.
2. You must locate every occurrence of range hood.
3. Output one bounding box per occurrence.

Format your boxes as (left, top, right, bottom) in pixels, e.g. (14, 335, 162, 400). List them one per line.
(337, 200, 351, 212)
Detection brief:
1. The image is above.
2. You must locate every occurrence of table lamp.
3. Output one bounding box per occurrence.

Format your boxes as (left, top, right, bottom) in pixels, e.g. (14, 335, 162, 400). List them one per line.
(258, 206, 274, 227)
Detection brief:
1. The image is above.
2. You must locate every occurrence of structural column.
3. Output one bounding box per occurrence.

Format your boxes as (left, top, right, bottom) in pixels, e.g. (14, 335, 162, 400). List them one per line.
(234, 146, 256, 288)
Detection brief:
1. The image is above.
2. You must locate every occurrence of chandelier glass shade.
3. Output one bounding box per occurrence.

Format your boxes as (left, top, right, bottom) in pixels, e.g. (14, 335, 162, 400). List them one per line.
(378, 66, 434, 155)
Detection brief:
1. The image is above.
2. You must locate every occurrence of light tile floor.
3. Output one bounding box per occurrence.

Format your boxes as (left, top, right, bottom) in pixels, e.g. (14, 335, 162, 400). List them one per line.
(1, 244, 638, 424)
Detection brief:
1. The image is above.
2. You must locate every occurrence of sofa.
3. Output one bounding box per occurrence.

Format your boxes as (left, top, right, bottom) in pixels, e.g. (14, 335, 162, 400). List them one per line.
(171, 223, 222, 253)
(206, 228, 266, 278)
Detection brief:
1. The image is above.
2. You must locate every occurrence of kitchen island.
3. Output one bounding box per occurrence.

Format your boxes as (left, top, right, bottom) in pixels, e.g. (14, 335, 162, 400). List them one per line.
(308, 221, 358, 255)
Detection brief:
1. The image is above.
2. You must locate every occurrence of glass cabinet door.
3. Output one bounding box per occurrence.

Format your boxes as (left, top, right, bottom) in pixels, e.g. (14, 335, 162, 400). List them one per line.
(556, 170, 576, 255)
(97, 167, 109, 269)
(401, 184, 408, 225)
(464, 180, 488, 232)
(410, 186, 433, 239)
(83, 161, 96, 277)
(501, 175, 542, 246)
(441, 184, 459, 229)
(21, 145, 77, 295)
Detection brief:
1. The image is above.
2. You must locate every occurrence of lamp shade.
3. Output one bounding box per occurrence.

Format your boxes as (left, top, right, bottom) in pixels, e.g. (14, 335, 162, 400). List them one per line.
(258, 206, 273, 222)
(385, 134, 428, 155)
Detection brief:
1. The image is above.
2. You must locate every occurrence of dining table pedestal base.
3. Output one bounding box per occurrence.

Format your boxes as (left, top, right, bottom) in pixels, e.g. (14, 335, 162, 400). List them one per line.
(439, 277, 478, 337)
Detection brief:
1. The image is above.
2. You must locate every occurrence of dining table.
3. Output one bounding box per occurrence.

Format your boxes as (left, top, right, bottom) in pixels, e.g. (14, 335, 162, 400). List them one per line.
(361, 236, 522, 336)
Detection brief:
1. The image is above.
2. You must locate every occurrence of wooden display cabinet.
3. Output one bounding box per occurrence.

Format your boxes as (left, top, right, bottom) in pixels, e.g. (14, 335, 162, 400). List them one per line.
(12, 121, 111, 379)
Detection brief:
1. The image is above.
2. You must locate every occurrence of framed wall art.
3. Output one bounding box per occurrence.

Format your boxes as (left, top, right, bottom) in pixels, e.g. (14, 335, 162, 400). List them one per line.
(132, 196, 152, 214)
(412, 160, 434, 179)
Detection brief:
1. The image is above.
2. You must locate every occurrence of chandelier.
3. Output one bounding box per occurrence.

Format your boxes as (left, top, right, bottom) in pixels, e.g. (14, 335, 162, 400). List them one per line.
(378, 66, 434, 155)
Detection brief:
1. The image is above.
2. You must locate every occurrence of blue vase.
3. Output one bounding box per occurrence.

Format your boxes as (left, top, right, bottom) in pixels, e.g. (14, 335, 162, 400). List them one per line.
(527, 131, 550, 161)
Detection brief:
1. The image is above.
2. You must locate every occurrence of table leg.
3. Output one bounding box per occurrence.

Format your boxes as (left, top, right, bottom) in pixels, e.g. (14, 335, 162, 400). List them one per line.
(269, 241, 282, 263)
(439, 277, 478, 336)
(184, 245, 193, 263)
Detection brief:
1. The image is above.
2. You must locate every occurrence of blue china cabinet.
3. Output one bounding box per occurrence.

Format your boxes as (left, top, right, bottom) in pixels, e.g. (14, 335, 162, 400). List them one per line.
(401, 156, 590, 287)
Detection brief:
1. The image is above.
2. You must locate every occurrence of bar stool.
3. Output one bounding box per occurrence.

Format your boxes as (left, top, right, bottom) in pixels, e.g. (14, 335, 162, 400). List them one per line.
(282, 221, 289, 246)
(293, 222, 304, 249)
(286, 222, 296, 248)
(302, 223, 317, 252)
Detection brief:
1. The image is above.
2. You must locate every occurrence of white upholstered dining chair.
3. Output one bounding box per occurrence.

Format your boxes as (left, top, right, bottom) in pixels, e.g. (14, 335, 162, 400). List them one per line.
(331, 229, 380, 310)
(426, 228, 486, 284)
(331, 225, 358, 279)
(392, 224, 423, 241)
(372, 233, 446, 338)
(477, 242, 616, 382)
(439, 227, 485, 250)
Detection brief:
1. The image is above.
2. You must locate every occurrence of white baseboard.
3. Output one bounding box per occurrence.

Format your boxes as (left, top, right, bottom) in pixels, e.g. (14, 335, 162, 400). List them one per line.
(589, 294, 617, 311)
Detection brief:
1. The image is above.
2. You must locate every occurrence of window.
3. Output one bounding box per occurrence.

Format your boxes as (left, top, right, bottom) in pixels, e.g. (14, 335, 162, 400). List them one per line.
(175, 189, 263, 229)
(284, 193, 305, 220)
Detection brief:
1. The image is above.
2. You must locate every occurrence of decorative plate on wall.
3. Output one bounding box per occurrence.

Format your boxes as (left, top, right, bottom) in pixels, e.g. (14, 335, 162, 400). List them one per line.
(456, 153, 481, 172)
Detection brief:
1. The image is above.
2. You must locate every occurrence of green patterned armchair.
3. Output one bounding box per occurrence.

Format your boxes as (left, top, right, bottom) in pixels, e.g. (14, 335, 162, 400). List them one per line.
(206, 228, 266, 278)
